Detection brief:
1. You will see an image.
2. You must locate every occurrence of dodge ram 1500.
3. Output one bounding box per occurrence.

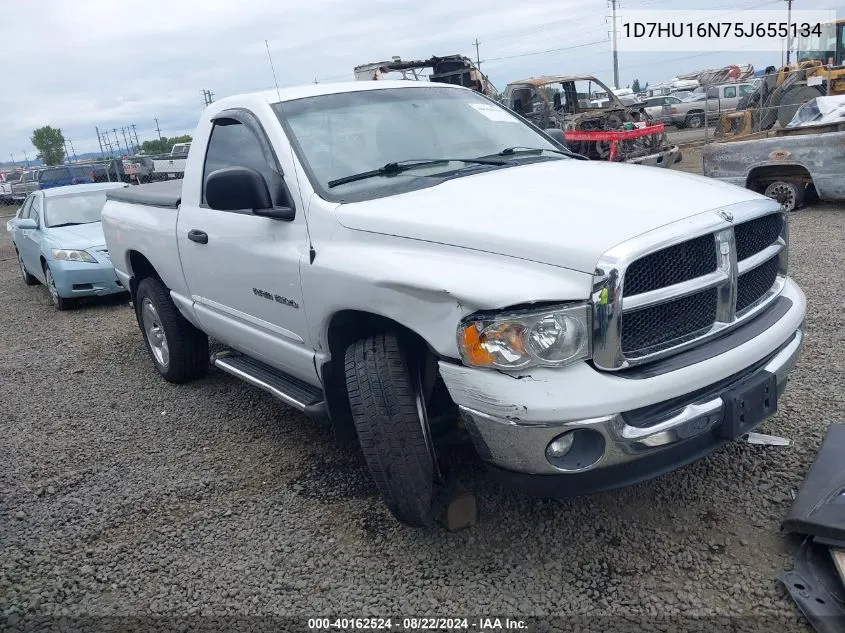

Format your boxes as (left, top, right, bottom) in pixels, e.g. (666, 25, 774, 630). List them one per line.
(102, 80, 806, 528)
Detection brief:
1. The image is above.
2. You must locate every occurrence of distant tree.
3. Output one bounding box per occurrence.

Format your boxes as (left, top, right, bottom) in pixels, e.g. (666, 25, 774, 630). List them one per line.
(31, 126, 66, 166)
(140, 134, 193, 155)
(643, 82, 649, 92)
(632, 78, 642, 93)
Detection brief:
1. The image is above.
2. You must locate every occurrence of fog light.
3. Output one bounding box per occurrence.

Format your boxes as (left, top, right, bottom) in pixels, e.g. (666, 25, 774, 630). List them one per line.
(545, 428, 606, 472)
(546, 433, 575, 458)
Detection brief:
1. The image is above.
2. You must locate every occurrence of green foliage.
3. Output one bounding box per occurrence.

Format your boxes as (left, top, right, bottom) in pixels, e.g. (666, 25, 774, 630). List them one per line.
(140, 134, 193, 155)
(30, 126, 66, 166)
(632, 78, 642, 93)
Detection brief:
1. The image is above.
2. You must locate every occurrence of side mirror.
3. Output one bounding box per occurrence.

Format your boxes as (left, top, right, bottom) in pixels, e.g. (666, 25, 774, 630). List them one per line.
(205, 166, 294, 220)
(15, 218, 37, 230)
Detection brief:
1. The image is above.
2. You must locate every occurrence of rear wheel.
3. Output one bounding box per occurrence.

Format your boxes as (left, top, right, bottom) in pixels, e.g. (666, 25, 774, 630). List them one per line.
(135, 277, 208, 383)
(344, 332, 448, 527)
(764, 180, 805, 212)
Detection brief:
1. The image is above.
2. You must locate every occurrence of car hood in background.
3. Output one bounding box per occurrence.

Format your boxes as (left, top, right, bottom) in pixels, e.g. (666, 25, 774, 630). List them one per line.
(45, 222, 106, 250)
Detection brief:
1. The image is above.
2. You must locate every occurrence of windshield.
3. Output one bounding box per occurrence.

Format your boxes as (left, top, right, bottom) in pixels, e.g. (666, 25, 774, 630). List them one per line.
(796, 22, 841, 62)
(272, 86, 565, 202)
(44, 191, 108, 227)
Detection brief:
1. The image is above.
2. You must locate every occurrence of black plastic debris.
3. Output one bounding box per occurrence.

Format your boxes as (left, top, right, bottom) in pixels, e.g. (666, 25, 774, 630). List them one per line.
(782, 424, 845, 547)
(779, 538, 845, 633)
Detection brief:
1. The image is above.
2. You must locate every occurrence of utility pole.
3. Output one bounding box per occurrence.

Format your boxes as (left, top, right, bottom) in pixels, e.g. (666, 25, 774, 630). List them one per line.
(154, 117, 163, 141)
(23, 151, 30, 167)
(63, 140, 70, 163)
(112, 128, 123, 156)
(785, 0, 794, 64)
(472, 38, 483, 77)
(201, 89, 215, 106)
(95, 126, 105, 157)
(68, 139, 78, 161)
(130, 124, 140, 152)
(10, 154, 16, 167)
(610, 0, 620, 89)
(121, 127, 132, 155)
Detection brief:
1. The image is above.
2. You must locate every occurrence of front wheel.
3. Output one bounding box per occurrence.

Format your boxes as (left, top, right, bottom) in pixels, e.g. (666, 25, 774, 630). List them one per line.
(135, 277, 209, 383)
(344, 332, 447, 527)
(17, 250, 37, 286)
(43, 264, 70, 310)
(686, 112, 704, 129)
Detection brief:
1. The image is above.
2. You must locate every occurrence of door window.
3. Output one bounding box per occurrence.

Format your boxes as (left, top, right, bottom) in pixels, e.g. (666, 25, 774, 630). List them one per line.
(19, 196, 34, 219)
(201, 118, 284, 207)
(30, 196, 42, 226)
(723, 86, 737, 98)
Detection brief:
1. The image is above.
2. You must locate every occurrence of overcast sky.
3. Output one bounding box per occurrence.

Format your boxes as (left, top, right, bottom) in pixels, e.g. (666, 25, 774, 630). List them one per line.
(1, 0, 841, 161)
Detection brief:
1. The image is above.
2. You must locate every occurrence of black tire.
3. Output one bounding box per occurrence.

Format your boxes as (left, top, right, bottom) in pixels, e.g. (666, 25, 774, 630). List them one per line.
(764, 180, 805, 212)
(344, 332, 444, 528)
(43, 263, 71, 310)
(685, 112, 704, 129)
(16, 249, 37, 286)
(135, 277, 208, 383)
(777, 85, 824, 129)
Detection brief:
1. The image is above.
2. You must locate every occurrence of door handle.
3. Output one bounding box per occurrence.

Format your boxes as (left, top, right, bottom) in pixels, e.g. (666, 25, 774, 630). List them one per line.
(188, 229, 208, 244)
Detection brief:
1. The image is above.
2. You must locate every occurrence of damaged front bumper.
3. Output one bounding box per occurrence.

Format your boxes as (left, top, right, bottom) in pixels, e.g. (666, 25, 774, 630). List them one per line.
(625, 144, 681, 168)
(438, 279, 805, 496)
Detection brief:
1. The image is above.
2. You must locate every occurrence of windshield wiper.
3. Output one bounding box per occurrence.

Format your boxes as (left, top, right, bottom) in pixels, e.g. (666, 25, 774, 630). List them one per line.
(47, 222, 85, 228)
(327, 158, 507, 188)
(494, 146, 579, 158)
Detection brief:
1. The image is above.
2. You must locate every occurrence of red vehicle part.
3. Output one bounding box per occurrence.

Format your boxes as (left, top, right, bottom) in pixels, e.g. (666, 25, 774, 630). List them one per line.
(564, 123, 666, 161)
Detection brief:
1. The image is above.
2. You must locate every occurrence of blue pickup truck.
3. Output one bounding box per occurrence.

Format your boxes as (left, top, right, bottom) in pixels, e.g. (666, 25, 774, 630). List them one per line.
(37, 165, 95, 190)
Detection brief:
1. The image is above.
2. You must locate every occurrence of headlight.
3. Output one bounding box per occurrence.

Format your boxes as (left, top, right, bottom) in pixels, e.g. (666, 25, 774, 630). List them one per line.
(51, 249, 97, 263)
(457, 304, 591, 370)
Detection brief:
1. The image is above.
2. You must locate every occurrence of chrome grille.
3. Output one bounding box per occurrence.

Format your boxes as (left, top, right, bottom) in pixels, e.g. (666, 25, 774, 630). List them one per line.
(624, 234, 717, 295)
(735, 214, 782, 261)
(621, 288, 718, 355)
(737, 256, 779, 313)
(592, 201, 789, 371)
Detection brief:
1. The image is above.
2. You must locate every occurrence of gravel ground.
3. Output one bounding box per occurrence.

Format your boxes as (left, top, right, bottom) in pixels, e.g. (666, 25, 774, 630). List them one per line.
(1, 197, 843, 632)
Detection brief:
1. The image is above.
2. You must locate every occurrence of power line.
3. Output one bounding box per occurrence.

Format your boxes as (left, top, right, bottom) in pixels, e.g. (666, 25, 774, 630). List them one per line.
(485, 39, 609, 63)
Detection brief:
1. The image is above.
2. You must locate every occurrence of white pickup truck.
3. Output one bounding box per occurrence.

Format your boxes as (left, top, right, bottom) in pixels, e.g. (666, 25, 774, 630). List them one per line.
(102, 80, 806, 528)
(151, 142, 191, 180)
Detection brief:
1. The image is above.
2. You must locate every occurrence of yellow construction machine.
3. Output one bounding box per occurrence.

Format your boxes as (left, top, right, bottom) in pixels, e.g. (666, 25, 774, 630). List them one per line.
(717, 18, 845, 138)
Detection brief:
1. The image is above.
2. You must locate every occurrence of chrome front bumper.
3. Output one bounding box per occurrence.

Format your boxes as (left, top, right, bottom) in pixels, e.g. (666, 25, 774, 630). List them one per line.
(458, 324, 804, 478)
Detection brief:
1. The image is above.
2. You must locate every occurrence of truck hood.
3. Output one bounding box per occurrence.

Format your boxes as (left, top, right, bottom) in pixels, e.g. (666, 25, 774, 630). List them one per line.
(334, 159, 766, 273)
(45, 222, 106, 250)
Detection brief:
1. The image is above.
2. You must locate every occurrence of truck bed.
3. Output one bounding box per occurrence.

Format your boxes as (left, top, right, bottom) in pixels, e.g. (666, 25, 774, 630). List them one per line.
(106, 179, 182, 208)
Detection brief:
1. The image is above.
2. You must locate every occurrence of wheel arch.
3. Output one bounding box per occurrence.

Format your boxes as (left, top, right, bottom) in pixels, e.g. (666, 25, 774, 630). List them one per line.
(746, 163, 813, 193)
(126, 250, 163, 302)
(320, 309, 443, 444)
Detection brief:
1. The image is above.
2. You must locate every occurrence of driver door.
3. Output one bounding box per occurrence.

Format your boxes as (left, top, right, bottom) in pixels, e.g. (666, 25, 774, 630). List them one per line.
(14, 195, 43, 280)
(178, 110, 316, 383)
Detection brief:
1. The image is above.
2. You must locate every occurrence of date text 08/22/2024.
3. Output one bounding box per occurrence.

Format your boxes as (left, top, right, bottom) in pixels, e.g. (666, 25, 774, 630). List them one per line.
(307, 617, 528, 630)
